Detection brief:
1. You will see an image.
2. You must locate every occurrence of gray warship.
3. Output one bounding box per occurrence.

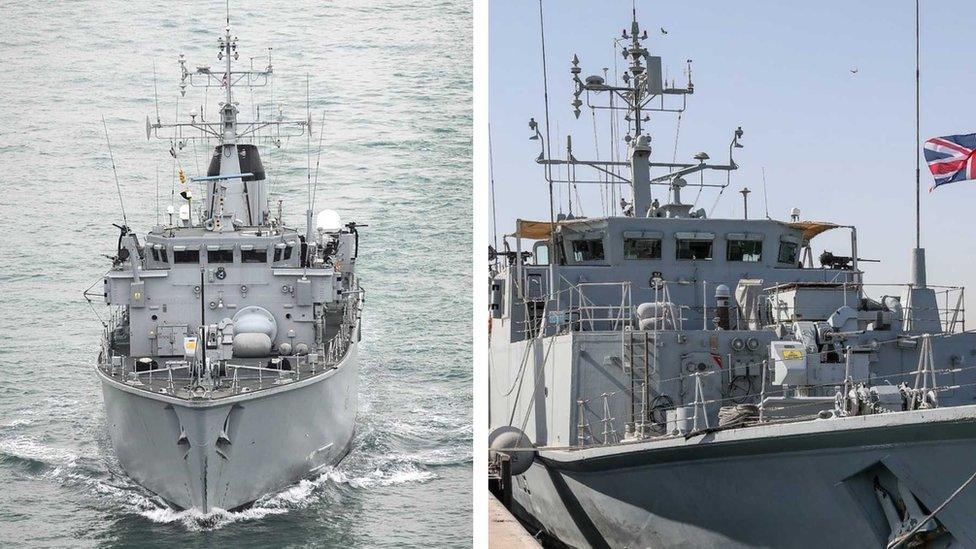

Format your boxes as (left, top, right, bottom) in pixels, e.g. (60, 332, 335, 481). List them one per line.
(489, 11, 976, 548)
(86, 22, 362, 513)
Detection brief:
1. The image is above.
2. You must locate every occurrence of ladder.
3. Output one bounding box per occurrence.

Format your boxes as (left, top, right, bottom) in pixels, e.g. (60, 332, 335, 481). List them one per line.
(624, 330, 652, 432)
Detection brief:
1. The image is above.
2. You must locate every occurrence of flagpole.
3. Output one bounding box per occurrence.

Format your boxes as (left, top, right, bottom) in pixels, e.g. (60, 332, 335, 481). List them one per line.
(910, 0, 927, 291)
(915, 0, 921, 250)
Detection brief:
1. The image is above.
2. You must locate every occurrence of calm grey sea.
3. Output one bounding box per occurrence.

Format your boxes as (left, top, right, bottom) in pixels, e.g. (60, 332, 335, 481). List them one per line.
(0, 1, 472, 547)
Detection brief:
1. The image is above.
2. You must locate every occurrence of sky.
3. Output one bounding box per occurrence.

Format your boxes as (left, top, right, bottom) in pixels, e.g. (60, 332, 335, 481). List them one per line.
(489, 0, 976, 302)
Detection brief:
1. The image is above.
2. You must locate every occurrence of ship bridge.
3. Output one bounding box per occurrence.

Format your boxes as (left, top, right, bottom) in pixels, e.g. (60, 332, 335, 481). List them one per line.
(492, 214, 868, 339)
(141, 227, 306, 270)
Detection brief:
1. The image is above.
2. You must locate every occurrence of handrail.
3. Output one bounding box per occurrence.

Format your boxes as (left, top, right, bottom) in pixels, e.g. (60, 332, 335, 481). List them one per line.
(531, 276, 966, 336)
(566, 281, 632, 334)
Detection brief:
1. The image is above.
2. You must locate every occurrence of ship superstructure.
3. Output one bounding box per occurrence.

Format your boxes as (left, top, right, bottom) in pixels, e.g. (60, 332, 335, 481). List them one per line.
(87, 20, 362, 513)
(489, 12, 976, 548)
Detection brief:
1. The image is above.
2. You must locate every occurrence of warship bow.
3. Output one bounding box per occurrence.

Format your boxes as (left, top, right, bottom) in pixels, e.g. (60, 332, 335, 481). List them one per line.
(87, 20, 362, 513)
(489, 10, 976, 548)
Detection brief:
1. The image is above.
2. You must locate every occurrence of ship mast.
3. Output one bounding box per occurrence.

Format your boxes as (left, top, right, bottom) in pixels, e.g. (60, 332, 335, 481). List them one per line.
(207, 24, 248, 232)
(621, 10, 653, 217)
(219, 24, 238, 146)
(147, 14, 310, 231)
(533, 9, 743, 219)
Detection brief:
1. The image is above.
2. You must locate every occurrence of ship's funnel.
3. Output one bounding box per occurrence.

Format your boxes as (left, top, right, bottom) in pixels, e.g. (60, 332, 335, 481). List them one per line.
(207, 144, 266, 181)
(204, 144, 268, 228)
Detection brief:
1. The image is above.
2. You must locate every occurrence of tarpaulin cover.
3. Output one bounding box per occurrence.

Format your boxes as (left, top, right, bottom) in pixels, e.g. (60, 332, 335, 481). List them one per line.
(513, 220, 556, 240)
(786, 221, 841, 241)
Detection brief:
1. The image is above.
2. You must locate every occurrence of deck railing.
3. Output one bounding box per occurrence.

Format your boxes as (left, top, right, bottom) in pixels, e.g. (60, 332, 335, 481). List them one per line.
(514, 277, 967, 338)
(99, 291, 362, 398)
(765, 282, 965, 334)
(514, 280, 635, 339)
(565, 281, 633, 333)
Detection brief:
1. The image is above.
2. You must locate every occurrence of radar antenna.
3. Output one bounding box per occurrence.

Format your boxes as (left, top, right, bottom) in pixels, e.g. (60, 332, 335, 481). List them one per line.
(530, 9, 744, 219)
(147, 26, 307, 146)
(143, 10, 312, 232)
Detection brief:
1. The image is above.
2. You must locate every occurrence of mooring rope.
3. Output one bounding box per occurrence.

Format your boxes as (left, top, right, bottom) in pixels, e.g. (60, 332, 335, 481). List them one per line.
(887, 467, 976, 548)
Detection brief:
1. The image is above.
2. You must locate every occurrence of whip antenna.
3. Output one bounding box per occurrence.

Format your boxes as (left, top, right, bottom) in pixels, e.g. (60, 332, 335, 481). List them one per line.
(306, 74, 312, 209)
(539, 0, 554, 223)
(304, 73, 314, 254)
(101, 115, 128, 227)
(155, 158, 160, 225)
(538, 0, 556, 300)
(762, 167, 770, 219)
(311, 110, 326, 211)
(152, 59, 161, 125)
(489, 123, 499, 267)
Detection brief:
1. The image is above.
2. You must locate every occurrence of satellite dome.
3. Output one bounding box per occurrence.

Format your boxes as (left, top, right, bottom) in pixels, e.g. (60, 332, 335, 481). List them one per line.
(316, 209, 343, 233)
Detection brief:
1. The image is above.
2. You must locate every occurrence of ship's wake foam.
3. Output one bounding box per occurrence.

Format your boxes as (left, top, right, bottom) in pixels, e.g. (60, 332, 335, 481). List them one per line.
(0, 420, 447, 531)
(0, 337, 469, 531)
(125, 462, 438, 531)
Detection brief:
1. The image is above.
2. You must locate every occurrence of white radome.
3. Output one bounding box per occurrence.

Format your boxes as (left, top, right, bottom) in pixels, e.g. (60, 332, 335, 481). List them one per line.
(316, 209, 343, 233)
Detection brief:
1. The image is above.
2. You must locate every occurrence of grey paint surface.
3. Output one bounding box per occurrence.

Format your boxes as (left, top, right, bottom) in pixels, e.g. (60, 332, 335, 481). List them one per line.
(513, 406, 976, 548)
(489, 11, 976, 548)
(98, 341, 358, 513)
(0, 0, 472, 544)
(93, 17, 365, 515)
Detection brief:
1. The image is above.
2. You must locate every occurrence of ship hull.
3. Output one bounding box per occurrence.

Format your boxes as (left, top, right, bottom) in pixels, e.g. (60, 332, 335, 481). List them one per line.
(97, 343, 358, 513)
(510, 405, 976, 548)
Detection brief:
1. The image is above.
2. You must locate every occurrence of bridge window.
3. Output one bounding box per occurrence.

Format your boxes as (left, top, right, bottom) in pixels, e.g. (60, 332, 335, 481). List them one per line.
(208, 249, 234, 263)
(241, 249, 267, 263)
(273, 242, 293, 263)
(173, 249, 199, 264)
(778, 241, 799, 264)
(571, 239, 604, 262)
(624, 238, 662, 260)
(150, 245, 169, 264)
(532, 242, 550, 265)
(676, 232, 714, 260)
(677, 240, 712, 260)
(727, 238, 763, 262)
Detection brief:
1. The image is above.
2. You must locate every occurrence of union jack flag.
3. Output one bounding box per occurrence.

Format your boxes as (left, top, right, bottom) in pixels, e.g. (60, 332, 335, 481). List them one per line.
(924, 133, 976, 190)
